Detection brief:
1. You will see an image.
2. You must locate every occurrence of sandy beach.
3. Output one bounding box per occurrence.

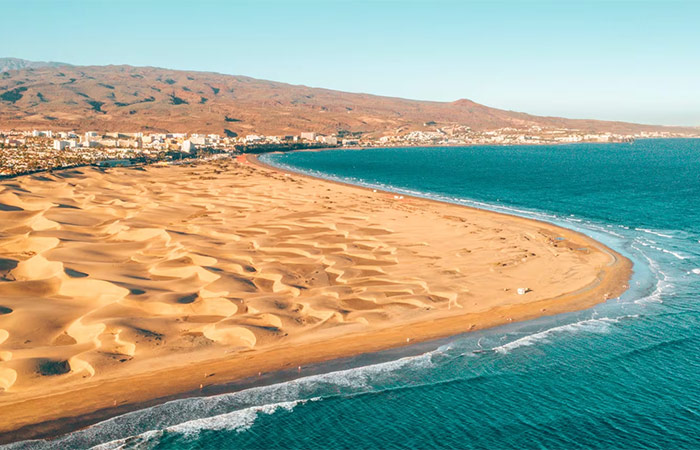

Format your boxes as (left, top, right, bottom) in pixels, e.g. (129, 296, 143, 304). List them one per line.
(0, 156, 631, 442)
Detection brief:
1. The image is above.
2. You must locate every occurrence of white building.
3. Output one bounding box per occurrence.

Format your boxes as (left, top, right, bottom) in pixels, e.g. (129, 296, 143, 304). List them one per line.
(300, 132, 316, 141)
(53, 140, 69, 150)
(322, 136, 338, 146)
(181, 140, 193, 153)
(85, 131, 99, 141)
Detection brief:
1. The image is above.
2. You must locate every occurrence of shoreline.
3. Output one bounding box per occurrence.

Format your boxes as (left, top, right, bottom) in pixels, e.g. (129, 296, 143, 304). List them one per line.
(249, 152, 623, 266)
(0, 157, 632, 444)
(3, 137, 697, 180)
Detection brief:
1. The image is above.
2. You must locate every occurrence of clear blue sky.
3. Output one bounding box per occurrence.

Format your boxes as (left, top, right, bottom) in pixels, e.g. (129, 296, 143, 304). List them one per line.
(2, 0, 699, 126)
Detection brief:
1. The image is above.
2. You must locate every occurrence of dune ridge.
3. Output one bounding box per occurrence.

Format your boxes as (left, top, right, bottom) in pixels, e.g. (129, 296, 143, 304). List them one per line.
(0, 158, 630, 440)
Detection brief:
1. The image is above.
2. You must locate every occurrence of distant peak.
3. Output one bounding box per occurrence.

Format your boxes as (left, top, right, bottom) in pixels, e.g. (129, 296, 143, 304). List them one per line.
(450, 98, 479, 107)
(0, 57, 71, 72)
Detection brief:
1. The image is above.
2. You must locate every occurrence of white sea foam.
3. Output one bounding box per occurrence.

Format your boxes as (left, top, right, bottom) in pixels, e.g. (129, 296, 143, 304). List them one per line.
(630, 242, 672, 304)
(169, 398, 308, 436)
(692, 268, 700, 275)
(635, 238, 687, 260)
(90, 429, 164, 450)
(636, 228, 674, 239)
(492, 317, 621, 354)
(11, 350, 440, 450)
(583, 223, 625, 238)
(91, 399, 309, 450)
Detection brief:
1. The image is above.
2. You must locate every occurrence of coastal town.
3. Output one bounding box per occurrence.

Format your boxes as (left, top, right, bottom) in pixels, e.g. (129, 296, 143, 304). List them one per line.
(0, 126, 695, 177)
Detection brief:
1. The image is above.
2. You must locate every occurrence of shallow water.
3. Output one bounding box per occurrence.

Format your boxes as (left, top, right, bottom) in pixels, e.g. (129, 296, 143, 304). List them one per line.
(9, 138, 700, 449)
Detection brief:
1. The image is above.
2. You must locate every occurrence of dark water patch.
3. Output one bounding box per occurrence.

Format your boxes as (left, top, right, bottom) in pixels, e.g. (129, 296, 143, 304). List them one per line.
(64, 268, 88, 278)
(57, 203, 80, 209)
(0, 203, 23, 211)
(37, 359, 71, 376)
(0, 257, 18, 273)
(129, 288, 146, 295)
(178, 293, 198, 304)
(0, 306, 12, 315)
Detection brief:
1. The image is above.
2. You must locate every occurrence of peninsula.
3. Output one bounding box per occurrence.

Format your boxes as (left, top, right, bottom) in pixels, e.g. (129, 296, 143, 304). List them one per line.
(0, 156, 631, 441)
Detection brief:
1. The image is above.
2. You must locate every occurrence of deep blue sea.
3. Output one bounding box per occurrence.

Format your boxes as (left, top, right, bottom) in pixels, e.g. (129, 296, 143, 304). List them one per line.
(10, 139, 700, 449)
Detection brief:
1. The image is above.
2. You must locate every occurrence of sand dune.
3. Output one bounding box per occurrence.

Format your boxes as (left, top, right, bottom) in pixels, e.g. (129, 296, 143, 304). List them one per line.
(0, 158, 630, 439)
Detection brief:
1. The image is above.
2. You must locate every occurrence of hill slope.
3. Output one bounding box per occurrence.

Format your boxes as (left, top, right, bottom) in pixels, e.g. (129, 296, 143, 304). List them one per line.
(0, 61, 693, 136)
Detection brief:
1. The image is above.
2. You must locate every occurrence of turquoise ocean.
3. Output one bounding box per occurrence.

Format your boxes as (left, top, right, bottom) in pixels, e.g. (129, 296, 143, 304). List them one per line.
(8, 138, 700, 449)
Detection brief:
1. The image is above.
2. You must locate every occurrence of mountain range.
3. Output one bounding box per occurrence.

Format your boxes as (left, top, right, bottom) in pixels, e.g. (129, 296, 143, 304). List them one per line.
(0, 57, 71, 73)
(0, 58, 695, 136)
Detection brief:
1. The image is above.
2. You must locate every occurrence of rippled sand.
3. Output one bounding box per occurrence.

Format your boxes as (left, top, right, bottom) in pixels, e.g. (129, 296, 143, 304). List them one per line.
(0, 158, 630, 439)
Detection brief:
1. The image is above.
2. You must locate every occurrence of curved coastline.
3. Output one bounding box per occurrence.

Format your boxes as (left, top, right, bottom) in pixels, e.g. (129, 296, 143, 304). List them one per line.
(251, 152, 629, 274)
(0, 155, 632, 444)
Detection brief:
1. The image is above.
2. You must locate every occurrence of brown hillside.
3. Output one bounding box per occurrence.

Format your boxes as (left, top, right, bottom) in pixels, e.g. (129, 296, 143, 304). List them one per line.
(0, 64, 692, 135)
